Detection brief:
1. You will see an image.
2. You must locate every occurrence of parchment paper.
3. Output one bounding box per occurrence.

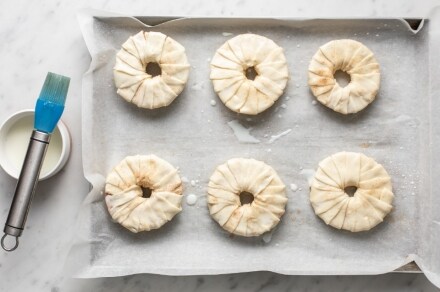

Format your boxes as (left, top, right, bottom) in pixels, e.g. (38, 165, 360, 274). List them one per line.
(67, 8, 440, 287)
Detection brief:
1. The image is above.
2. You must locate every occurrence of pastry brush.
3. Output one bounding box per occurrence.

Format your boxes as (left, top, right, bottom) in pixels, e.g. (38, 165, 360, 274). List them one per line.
(1, 72, 70, 251)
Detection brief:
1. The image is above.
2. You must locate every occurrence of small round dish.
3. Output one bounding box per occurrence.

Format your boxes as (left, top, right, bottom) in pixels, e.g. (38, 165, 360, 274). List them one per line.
(0, 109, 71, 181)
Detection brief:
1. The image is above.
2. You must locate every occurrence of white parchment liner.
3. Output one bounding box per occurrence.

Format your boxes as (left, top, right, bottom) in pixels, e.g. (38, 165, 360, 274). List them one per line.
(67, 8, 440, 287)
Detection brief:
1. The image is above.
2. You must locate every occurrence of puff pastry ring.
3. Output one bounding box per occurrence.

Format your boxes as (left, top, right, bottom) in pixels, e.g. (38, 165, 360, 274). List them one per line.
(308, 39, 380, 114)
(310, 152, 394, 232)
(210, 34, 289, 115)
(105, 155, 183, 233)
(208, 158, 287, 237)
(113, 31, 190, 109)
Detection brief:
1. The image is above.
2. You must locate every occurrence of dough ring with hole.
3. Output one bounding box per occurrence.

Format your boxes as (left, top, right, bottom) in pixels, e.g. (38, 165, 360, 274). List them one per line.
(113, 31, 190, 109)
(207, 158, 287, 237)
(308, 39, 380, 114)
(310, 152, 393, 232)
(104, 155, 183, 233)
(210, 34, 289, 115)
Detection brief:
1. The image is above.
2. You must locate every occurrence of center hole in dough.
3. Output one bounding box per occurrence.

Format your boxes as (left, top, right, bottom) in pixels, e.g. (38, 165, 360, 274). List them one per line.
(142, 187, 153, 198)
(146, 62, 162, 77)
(239, 191, 254, 205)
(334, 70, 351, 87)
(344, 186, 358, 197)
(245, 66, 258, 80)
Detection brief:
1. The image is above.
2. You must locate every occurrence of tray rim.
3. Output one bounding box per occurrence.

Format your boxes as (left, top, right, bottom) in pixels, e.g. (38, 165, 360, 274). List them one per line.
(78, 11, 429, 276)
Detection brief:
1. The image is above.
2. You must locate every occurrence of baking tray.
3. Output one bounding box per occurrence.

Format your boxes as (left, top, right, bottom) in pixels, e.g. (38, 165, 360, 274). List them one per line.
(67, 9, 440, 287)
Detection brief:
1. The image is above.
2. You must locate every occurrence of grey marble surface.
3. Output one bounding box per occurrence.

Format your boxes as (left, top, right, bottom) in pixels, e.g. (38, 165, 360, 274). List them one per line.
(0, 0, 439, 291)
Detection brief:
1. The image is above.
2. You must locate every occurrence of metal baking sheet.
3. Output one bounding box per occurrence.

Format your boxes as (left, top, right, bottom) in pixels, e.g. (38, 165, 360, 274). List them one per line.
(67, 8, 440, 288)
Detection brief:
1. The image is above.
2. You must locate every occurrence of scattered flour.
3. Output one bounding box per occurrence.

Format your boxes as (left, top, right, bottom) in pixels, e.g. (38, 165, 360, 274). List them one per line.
(227, 120, 260, 144)
(268, 129, 292, 144)
(290, 183, 298, 192)
(262, 232, 272, 243)
(191, 83, 203, 91)
(186, 194, 198, 206)
(300, 169, 316, 186)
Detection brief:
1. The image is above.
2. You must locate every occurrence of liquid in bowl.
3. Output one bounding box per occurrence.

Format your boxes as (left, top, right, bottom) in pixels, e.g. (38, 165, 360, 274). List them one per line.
(0, 110, 69, 180)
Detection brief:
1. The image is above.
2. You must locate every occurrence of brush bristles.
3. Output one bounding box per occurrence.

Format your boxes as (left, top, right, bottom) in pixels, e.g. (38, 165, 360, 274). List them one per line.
(38, 72, 70, 105)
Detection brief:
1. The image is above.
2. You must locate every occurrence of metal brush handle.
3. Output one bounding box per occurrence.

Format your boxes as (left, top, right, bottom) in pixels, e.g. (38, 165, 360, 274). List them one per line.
(1, 130, 50, 251)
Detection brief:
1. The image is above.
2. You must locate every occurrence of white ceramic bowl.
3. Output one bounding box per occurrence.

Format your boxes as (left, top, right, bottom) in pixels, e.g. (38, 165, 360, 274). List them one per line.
(0, 109, 71, 181)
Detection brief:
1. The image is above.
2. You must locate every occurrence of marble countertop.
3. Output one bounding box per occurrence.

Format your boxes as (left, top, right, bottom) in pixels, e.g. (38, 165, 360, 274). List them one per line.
(0, 0, 439, 291)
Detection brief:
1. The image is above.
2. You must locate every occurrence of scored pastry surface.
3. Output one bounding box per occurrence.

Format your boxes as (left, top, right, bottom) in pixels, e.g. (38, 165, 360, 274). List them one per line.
(210, 34, 289, 115)
(114, 31, 190, 109)
(310, 151, 393, 232)
(105, 155, 183, 233)
(208, 158, 287, 237)
(308, 39, 380, 114)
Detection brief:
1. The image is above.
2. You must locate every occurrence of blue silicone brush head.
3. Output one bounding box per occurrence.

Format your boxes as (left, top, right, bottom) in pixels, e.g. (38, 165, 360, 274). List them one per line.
(34, 72, 70, 133)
